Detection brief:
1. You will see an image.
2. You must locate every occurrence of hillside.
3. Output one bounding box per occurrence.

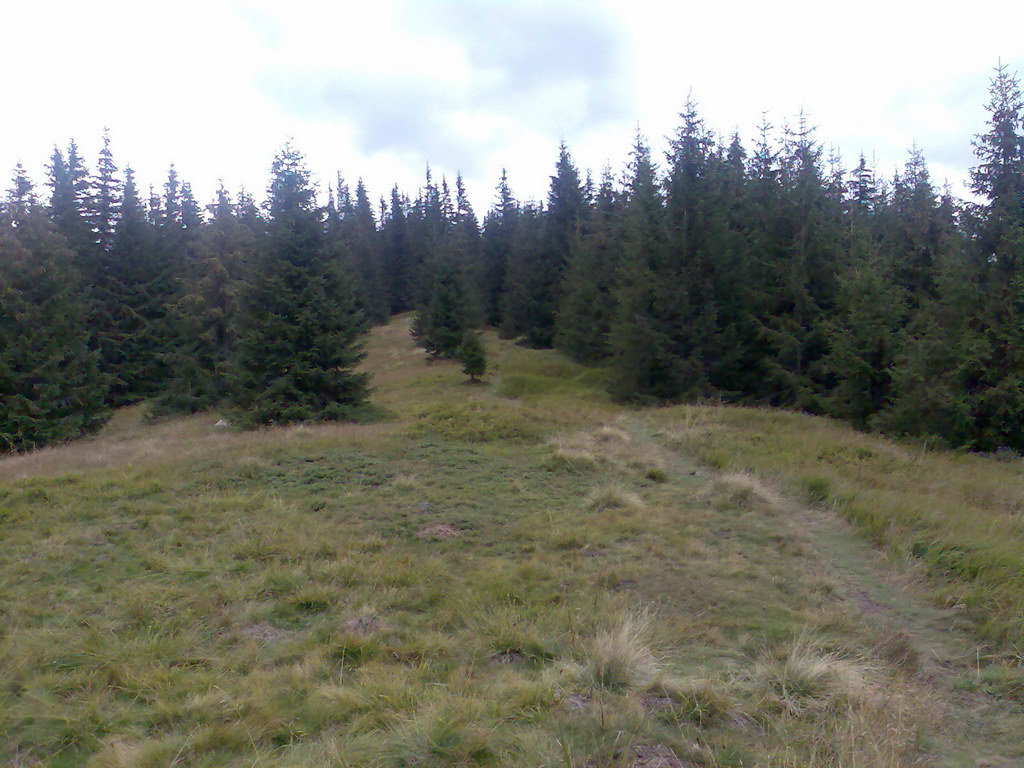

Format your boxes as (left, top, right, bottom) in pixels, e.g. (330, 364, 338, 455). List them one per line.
(1, 317, 1023, 768)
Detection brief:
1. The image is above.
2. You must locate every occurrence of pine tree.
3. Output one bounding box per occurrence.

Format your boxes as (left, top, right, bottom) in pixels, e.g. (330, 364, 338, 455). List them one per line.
(449, 173, 483, 324)
(756, 113, 844, 409)
(458, 331, 487, 382)
(0, 191, 106, 451)
(6, 164, 35, 222)
(411, 258, 469, 359)
(349, 179, 389, 323)
(382, 186, 413, 313)
(880, 64, 1024, 450)
(151, 184, 255, 417)
(100, 166, 176, 403)
(229, 143, 370, 425)
(48, 141, 95, 264)
(970, 61, 1024, 271)
(556, 164, 619, 361)
(609, 132, 689, 401)
(500, 202, 544, 339)
(522, 143, 586, 347)
(823, 246, 907, 428)
(91, 128, 120, 255)
(480, 170, 518, 326)
(887, 145, 952, 303)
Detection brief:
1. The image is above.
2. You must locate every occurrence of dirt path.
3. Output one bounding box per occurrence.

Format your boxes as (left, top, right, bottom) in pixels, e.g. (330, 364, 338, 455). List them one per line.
(796, 506, 1024, 767)
(632, 415, 1024, 767)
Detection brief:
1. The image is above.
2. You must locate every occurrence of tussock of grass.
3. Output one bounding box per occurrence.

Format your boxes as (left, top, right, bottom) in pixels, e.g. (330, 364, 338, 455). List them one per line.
(580, 614, 659, 693)
(643, 676, 735, 727)
(584, 484, 644, 513)
(545, 434, 600, 473)
(385, 707, 496, 768)
(594, 425, 632, 444)
(710, 471, 785, 512)
(752, 637, 871, 716)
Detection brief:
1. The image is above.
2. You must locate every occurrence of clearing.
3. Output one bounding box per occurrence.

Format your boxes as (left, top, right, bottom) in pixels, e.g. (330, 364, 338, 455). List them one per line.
(1, 317, 1022, 767)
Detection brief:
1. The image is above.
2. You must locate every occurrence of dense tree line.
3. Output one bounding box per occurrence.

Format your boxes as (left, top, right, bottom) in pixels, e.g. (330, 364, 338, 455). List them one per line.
(2, 65, 1023, 452)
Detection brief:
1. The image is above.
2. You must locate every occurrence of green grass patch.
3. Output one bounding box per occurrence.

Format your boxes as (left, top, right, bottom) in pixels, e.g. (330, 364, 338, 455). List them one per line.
(0, 319, 1019, 766)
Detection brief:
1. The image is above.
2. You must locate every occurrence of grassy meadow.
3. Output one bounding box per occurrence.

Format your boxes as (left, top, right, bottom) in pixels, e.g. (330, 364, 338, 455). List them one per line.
(1, 317, 1023, 767)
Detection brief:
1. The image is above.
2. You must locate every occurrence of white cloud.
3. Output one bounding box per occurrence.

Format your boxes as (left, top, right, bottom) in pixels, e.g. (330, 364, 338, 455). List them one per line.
(1, 0, 1022, 211)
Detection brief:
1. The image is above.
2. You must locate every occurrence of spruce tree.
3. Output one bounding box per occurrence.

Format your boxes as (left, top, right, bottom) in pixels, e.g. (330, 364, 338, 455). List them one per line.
(500, 202, 544, 339)
(100, 166, 172, 403)
(0, 192, 106, 451)
(411, 258, 469, 359)
(229, 143, 370, 425)
(881, 64, 1024, 450)
(557, 165, 619, 361)
(382, 186, 413, 313)
(970, 61, 1024, 271)
(756, 113, 844, 409)
(887, 145, 952, 303)
(458, 331, 487, 382)
(609, 133, 688, 401)
(48, 141, 95, 266)
(823, 246, 907, 428)
(522, 143, 586, 348)
(151, 184, 255, 417)
(450, 173, 484, 324)
(91, 129, 120, 255)
(480, 170, 518, 326)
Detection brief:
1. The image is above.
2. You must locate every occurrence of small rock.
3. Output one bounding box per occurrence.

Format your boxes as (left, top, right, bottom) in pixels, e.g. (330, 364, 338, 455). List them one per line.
(214, 418, 230, 428)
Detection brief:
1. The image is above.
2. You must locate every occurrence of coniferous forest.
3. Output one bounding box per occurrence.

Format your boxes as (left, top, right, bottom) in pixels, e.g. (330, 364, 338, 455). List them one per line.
(3, 66, 1024, 454)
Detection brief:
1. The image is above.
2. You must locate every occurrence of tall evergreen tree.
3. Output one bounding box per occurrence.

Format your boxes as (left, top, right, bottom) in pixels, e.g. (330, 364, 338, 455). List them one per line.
(411, 257, 470, 359)
(823, 246, 907, 428)
(151, 184, 255, 417)
(881, 65, 1024, 449)
(480, 170, 518, 326)
(557, 164, 620, 361)
(100, 166, 173, 403)
(346, 179, 389, 324)
(521, 143, 587, 347)
(0, 193, 106, 451)
(381, 186, 413, 314)
(970, 61, 1024, 271)
(449, 173, 483, 323)
(91, 129, 120, 255)
(500, 201, 544, 339)
(48, 141, 94, 263)
(609, 132, 689, 401)
(756, 113, 844, 409)
(229, 143, 370, 425)
(886, 145, 952, 303)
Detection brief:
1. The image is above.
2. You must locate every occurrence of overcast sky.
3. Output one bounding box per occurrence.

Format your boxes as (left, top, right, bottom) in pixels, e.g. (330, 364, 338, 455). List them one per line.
(3, 0, 1023, 214)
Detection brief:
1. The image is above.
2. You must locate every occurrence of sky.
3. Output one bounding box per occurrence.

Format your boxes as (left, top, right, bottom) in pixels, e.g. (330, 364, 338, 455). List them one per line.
(3, 0, 1023, 215)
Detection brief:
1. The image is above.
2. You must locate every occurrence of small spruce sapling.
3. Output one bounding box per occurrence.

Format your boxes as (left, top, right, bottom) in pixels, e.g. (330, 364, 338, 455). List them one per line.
(458, 331, 487, 382)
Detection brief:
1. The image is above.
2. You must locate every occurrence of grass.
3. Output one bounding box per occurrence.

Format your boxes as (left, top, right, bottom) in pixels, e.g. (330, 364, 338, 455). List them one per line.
(657, 404, 1024, 650)
(0, 316, 1022, 766)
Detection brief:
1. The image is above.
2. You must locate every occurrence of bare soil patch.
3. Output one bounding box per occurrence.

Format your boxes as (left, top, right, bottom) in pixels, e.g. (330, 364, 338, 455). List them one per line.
(416, 523, 461, 540)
